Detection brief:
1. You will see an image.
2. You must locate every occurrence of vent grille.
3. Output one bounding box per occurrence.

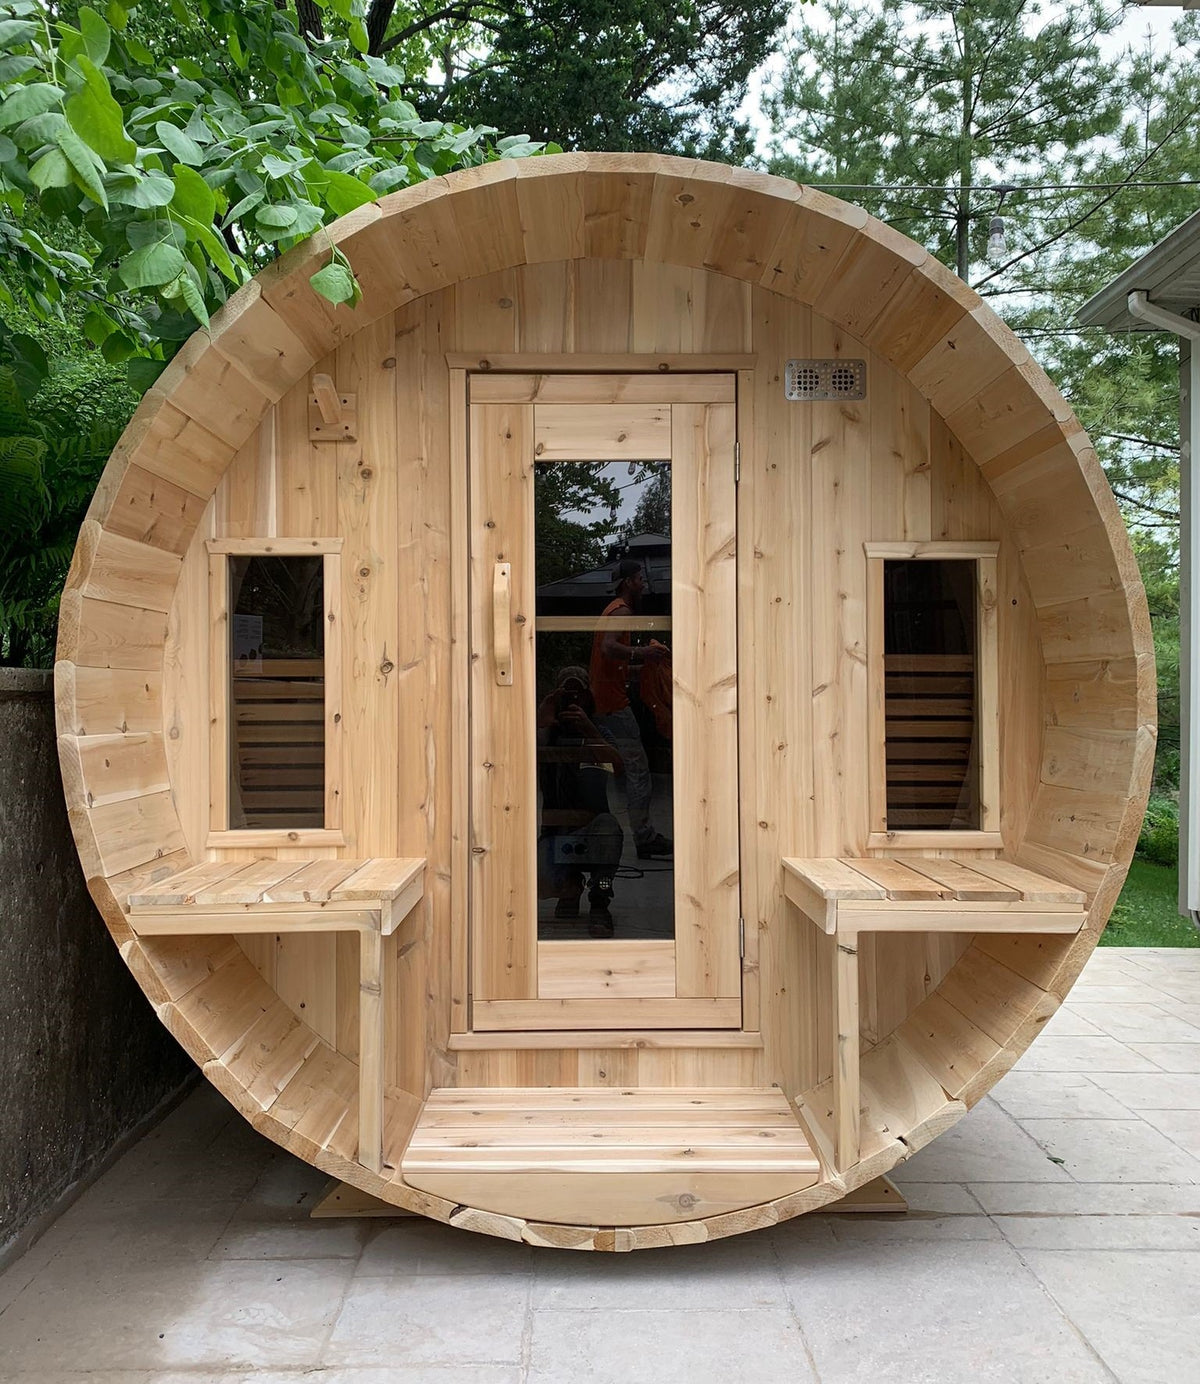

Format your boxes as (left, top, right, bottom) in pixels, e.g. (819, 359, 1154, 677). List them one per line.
(785, 358, 866, 401)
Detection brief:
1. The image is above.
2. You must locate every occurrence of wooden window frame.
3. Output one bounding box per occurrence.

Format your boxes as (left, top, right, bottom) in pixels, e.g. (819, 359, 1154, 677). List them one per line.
(206, 538, 344, 848)
(864, 541, 1001, 850)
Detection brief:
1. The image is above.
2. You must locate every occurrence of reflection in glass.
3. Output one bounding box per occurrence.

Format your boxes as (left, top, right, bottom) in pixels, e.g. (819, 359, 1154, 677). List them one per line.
(228, 555, 325, 829)
(534, 461, 674, 940)
(883, 558, 978, 829)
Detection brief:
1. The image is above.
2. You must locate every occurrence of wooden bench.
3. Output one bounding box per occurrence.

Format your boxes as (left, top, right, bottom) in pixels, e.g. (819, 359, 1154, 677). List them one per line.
(126, 857, 425, 1173)
(401, 1086, 822, 1226)
(782, 855, 1086, 1172)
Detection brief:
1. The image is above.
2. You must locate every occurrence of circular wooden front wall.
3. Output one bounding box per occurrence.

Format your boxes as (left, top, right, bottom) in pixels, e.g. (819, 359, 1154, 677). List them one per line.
(56, 154, 1153, 1250)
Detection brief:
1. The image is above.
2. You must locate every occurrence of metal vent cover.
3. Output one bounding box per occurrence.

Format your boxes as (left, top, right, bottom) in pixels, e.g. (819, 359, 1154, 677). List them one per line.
(784, 358, 866, 401)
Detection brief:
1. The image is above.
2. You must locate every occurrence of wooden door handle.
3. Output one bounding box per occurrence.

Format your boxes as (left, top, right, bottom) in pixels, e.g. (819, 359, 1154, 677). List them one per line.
(493, 562, 512, 685)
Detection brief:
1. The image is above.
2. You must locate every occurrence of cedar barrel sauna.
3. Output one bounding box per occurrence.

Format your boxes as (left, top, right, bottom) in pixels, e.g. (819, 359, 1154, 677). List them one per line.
(55, 154, 1154, 1250)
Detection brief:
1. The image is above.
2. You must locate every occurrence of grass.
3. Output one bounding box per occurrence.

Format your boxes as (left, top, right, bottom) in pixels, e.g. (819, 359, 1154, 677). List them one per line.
(1102, 858, 1200, 947)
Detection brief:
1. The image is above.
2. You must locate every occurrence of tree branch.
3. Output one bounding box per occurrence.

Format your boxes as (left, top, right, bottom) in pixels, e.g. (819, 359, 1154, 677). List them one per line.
(379, 2, 505, 55)
(1110, 486, 1180, 523)
(295, 0, 324, 46)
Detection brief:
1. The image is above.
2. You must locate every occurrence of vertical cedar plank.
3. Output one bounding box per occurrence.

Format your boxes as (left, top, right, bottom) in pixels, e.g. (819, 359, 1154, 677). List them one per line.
(748, 287, 826, 1096)
(833, 930, 861, 1172)
(358, 927, 384, 1171)
(671, 401, 741, 1001)
(469, 402, 538, 1001)
(335, 314, 398, 852)
(163, 504, 214, 857)
(393, 291, 455, 1094)
(449, 364, 471, 1034)
(207, 550, 229, 833)
(809, 311, 871, 858)
(736, 370, 760, 1031)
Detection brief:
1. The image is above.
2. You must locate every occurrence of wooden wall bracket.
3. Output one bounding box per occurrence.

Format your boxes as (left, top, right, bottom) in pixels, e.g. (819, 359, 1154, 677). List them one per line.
(309, 372, 358, 442)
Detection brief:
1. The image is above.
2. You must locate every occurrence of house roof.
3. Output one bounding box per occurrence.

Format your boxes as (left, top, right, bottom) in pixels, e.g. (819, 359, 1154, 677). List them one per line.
(1076, 205, 1200, 331)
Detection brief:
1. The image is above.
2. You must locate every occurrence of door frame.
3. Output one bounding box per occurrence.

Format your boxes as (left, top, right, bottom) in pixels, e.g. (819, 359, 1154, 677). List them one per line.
(447, 361, 759, 1038)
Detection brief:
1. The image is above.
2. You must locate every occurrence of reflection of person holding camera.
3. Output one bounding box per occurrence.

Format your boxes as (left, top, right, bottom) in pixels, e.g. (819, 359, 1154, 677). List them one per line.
(537, 666, 624, 936)
(589, 559, 672, 859)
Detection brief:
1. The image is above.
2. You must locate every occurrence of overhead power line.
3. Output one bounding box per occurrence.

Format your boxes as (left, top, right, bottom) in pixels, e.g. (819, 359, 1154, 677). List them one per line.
(808, 180, 1200, 192)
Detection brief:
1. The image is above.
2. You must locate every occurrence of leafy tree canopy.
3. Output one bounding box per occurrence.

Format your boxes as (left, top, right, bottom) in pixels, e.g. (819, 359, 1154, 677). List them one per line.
(286, 0, 791, 160)
(0, 0, 553, 381)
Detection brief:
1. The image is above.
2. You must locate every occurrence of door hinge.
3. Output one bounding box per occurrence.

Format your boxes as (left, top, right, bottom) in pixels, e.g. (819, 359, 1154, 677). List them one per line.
(739, 915, 745, 958)
(734, 440, 741, 484)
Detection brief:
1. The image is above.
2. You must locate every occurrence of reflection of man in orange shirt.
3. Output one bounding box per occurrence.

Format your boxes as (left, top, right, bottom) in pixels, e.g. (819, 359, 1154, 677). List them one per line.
(588, 559, 672, 858)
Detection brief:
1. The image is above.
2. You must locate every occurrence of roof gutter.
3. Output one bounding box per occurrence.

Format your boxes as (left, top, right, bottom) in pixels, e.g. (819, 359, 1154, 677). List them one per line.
(1127, 290, 1200, 341)
(1127, 291, 1200, 921)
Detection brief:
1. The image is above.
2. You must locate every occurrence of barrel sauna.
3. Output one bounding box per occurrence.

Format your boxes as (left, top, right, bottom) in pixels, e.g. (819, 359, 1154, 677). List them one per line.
(55, 154, 1154, 1251)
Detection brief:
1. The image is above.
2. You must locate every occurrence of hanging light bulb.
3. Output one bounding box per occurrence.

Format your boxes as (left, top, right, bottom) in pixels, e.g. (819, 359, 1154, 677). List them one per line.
(987, 214, 1007, 261)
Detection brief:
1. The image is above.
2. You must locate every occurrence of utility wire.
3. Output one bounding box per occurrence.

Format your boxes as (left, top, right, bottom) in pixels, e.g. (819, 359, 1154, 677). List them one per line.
(807, 180, 1200, 192)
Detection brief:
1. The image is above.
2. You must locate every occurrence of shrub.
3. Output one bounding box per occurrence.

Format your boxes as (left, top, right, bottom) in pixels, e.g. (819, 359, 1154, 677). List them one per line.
(1137, 793, 1179, 867)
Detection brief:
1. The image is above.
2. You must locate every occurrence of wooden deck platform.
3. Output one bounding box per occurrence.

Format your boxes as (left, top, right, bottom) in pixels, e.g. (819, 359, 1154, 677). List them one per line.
(401, 1087, 822, 1227)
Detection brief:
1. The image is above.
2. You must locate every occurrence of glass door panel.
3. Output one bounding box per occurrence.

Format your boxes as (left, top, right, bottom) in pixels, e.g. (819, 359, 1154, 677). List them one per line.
(468, 377, 740, 1031)
(534, 460, 674, 942)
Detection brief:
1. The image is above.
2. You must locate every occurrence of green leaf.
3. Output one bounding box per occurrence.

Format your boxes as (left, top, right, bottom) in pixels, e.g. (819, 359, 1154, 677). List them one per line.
(126, 356, 166, 392)
(77, 7, 111, 65)
(0, 20, 38, 47)
(175, 266, 210, 327)
(106, 2, 128, 31)
(64, 57, 135, 163)
(171, 164, 215, 224)
(83, 308, 114, 345)
(322, 168, 375, 216)
(176, 57, 204, 81)
(119, 239, 186, 290)
(0, 133, 16, 162)
(224, 187, 264, 221)
(5, 333, 48, 396)
(368, 164, 411, 195)
(127, 218, 185, 251)
(29, 146, 71, 191)
(0, 55, 37, 84)
(155, 120, 203, 166)
(0, 433, 50, 531)
(101, 330, 137, 364)
(106, 168, 174, 207)
(256, 202, 298, 230)
(12, 111, 65, 149)
(0, 84, 63, 132)
(178, 217, 237, 282)
(261, 151, 301, 179)
(56, 123, 107, 208)
(125, 34, 153, 64)
(348, 17, 369, 54)
(310, 260, 357, 306)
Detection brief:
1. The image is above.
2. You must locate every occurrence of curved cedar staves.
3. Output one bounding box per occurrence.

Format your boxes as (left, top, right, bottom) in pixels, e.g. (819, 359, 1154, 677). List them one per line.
(54, 155, 1153, 1250)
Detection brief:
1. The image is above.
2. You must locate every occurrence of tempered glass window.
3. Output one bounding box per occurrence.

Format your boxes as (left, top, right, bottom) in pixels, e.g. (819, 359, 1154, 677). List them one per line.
(533, 460, 674, 941)
(227, 555, 325, 830)
(883, 559, 979, 830)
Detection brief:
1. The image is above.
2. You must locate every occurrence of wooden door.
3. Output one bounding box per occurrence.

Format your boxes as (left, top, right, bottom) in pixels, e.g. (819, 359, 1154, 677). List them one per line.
(468, 374, 740, 1031)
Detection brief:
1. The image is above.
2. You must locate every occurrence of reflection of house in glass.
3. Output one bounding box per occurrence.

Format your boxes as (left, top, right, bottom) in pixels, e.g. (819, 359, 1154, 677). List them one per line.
(535, 532, 672, 616)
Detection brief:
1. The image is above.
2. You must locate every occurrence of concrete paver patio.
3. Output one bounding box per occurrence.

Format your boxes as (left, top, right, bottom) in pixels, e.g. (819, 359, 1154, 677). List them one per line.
(1, 946, 1197, 1383)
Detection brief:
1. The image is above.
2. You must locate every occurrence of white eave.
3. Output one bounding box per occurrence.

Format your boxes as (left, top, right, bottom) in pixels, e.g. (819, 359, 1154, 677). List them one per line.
(1076, 205, 1200, 331)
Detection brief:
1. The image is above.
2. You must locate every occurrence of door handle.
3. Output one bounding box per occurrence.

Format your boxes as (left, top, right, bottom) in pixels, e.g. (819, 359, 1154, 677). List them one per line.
(493, 561, 512, 685)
